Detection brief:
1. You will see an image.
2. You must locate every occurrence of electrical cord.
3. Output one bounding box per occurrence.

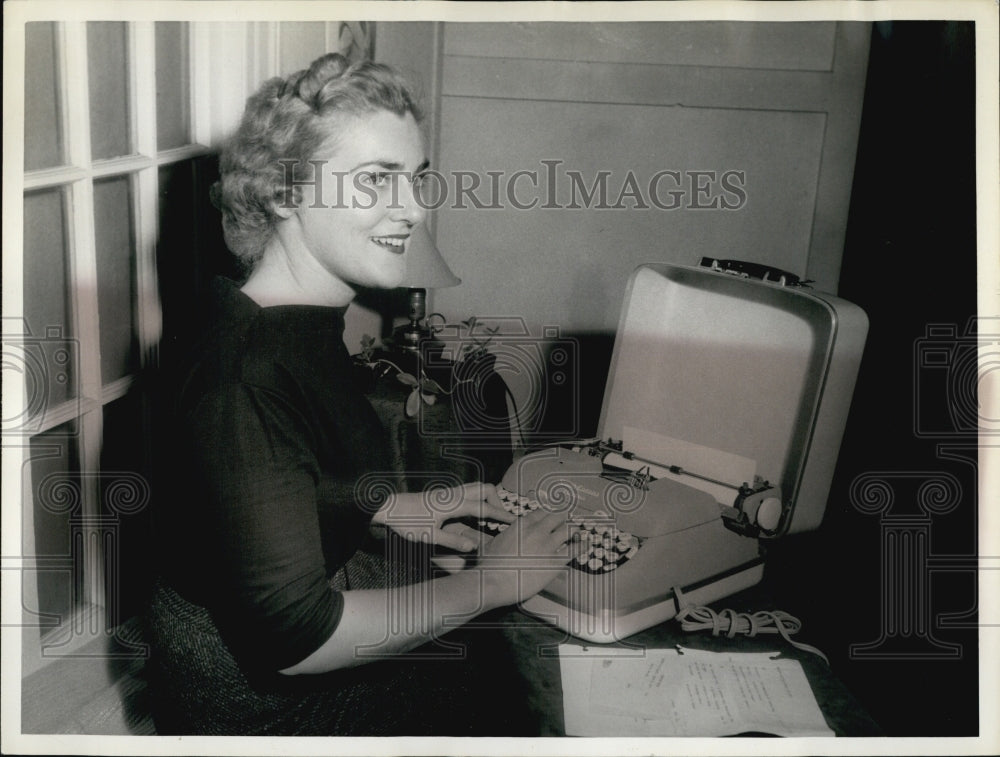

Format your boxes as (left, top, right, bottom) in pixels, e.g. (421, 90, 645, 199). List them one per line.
(673, 585, 829, 665)
(502, 382, 528, 450)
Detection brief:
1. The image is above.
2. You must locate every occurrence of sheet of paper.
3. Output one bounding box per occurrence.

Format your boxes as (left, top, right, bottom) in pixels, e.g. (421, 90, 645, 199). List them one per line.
(559, 645, 654, 737)
(560, 644, 834, 737)
(623, 425, 757, 505)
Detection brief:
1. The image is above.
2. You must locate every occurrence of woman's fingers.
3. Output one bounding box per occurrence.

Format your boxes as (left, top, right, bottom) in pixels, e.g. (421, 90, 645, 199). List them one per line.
(480, 502, 516, 522)
(527, 509, 573, 538)
(453, 481, 514, 523)
(482, 509, 576, 559)
(440, 521, 482, 547)
(432, 526, 479, 553)
(398, 523, 479, 552)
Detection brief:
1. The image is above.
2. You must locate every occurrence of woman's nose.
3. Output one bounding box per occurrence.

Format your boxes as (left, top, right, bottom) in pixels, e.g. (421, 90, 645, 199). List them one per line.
(391, 175, 427, 226)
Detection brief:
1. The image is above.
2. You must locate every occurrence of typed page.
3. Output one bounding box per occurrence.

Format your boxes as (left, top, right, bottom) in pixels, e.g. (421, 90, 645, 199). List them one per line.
(560, 644, 833, 737)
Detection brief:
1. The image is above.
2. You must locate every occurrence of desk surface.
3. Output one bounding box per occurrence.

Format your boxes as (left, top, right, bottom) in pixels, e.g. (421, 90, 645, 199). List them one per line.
(479, 585, 882, 737)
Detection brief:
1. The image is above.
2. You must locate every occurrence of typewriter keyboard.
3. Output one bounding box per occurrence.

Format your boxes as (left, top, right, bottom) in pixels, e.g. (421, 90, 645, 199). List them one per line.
(475, 485, 641, 573)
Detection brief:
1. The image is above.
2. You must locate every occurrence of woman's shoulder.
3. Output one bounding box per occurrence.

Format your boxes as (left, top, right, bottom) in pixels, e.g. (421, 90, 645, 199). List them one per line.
(165, 278, 267, 411)
(180, 277, 351, 402)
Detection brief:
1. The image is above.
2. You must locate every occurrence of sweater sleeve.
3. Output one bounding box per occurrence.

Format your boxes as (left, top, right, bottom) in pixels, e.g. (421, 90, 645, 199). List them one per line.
(185, 382, 342, 672)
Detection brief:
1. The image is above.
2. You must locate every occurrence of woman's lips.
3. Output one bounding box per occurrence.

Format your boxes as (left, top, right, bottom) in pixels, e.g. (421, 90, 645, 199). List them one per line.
(371, 235, 408, 254)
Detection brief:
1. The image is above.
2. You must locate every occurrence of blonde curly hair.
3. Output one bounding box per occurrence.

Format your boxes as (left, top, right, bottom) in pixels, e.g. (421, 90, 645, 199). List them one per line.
(212, 53, 423, 271)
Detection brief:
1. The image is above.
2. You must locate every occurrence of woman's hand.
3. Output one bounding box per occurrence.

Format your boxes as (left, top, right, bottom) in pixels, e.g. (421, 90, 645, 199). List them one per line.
(285, 493, 582, 676)
(477, 509, 584, 607)
(371, 482, 513, 552)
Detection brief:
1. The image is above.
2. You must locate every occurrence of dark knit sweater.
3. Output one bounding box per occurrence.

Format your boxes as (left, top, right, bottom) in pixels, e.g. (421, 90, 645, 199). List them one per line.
(146, 279, 531, 737)
(157, 277, 392, 673)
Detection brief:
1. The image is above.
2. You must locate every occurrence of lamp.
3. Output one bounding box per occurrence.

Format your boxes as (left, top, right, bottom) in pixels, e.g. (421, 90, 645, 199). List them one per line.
(391, 224, 461, 353)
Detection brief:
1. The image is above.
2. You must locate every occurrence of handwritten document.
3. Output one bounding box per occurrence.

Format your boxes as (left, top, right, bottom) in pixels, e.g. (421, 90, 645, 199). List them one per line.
(559, 644, 834, 737)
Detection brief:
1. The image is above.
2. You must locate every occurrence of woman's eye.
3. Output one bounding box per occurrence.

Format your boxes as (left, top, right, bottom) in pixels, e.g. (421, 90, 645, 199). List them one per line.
(359, 172, 390, 187)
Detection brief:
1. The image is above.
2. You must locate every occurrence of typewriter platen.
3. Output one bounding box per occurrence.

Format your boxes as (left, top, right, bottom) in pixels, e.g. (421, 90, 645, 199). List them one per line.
(490, 262, 868, 643)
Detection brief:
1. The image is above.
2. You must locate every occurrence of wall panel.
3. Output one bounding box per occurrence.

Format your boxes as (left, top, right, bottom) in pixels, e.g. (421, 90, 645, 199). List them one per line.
(433, 21, 870, 333)
(444, 22, 837, 71)
(278, 21, 328, 74)
(435, 98, 825, 331)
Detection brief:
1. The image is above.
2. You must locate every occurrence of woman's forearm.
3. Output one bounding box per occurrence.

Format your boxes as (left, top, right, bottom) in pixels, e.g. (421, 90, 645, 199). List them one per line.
(280, 509, 573, 676)
(278, 568, 513, 675)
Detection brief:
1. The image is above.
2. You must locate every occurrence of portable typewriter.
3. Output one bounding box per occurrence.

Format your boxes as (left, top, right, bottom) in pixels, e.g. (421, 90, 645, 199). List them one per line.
(474, 260, 868, 643)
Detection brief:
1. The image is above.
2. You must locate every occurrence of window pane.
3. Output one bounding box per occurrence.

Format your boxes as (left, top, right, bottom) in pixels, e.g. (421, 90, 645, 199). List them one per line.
(27, 428, 81, 636)
(94, 176, 138, 382)
(23, 189, 76, 412)
(87, 22, 131, 159)
(24, 22, 64, 170)
(155, 22, 190, 150)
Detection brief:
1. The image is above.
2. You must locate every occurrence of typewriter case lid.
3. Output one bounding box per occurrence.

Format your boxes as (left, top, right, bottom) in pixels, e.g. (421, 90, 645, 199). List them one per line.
(597, 263, 868, 537)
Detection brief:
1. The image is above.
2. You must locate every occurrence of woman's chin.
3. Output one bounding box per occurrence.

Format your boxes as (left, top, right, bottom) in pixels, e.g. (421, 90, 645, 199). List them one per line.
(377, 259, 407, 289)
(355, 268, 405, 291)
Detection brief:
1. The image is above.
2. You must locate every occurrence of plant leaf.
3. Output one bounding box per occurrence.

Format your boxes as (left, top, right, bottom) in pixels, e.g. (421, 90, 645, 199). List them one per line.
(396, 372, 418, 387)
(405, 388, 421, 416)
(421, 392, 437, 406)
(419, 378, 445, 394)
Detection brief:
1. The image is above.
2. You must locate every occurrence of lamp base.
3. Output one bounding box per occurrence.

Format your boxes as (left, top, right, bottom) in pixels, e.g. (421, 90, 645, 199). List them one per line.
(391, 322, 430, 354)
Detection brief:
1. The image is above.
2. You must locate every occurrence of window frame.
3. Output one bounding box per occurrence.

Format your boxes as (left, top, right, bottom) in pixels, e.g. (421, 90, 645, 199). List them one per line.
(9, 16, 348, 680)
(15, 19, 212, 676)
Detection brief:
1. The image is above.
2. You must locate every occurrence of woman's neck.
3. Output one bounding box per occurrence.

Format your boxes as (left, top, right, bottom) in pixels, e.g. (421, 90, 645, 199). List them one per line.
(241, 236, 356, 308)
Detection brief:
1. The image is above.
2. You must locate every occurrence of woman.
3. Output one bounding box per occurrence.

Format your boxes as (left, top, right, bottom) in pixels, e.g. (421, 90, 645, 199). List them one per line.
(147, 53, 574, 735)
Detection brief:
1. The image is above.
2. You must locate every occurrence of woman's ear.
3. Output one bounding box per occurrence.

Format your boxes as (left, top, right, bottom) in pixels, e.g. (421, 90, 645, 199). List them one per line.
(271, 184, 302, 218)
(271, 186, 302, 219)
(272, 202, 296, 220)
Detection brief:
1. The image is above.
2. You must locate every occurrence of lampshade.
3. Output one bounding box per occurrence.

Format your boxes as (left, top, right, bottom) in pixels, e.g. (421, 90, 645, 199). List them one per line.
(401, 224, 461, 289)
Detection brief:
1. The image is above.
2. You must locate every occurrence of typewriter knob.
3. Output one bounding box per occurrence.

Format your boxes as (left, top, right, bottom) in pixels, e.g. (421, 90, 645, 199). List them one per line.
(756, 496, 782, 532)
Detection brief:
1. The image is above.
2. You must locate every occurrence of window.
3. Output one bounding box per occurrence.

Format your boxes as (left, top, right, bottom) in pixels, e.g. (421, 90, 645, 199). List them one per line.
(9, 15, 357, 680)
(14, 20, 211, 676)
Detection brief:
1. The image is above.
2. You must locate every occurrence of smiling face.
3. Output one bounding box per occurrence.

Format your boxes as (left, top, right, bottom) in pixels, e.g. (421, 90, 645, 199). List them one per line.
(286, 109, 428, 294)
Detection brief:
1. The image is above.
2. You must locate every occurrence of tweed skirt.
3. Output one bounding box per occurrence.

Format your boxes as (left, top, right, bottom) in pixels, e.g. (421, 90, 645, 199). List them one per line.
(144, 539, 530, 736)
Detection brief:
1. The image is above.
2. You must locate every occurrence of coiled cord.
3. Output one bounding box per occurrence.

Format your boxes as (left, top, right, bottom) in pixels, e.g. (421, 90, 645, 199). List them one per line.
(673, 586, 829, 665)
